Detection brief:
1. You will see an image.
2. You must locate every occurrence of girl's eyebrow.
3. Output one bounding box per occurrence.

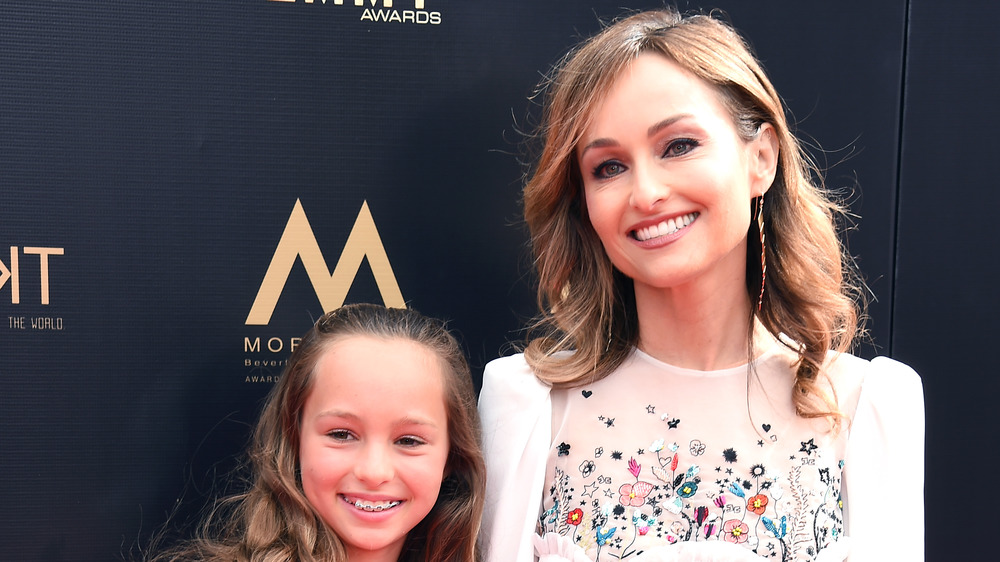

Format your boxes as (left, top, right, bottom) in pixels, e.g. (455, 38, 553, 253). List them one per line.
(315, 410, 441, 429)
(579, 114, 694, 158)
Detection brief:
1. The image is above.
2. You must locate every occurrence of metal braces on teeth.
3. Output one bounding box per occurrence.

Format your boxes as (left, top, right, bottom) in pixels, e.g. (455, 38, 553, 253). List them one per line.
(354, 499, 400, 512)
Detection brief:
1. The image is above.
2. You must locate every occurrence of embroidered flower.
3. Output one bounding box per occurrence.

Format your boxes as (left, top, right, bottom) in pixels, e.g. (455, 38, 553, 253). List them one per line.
(694, 505, 709, 526)
(704, 521, 717, 539)
(689, 439, 706, 456)
(747, 493, 768, 515)
(618, 481, 653, 507)
(714, 495, 727, 508)
(596, 526, 616, 546)
(628, 457, 642, 478)
(633, 513, 656, 536)
(750, 463, 766, 478)
(579, 460, 595, 478)
(650, 438, 665, 453)
(723, 519, 750, 543)
(722, 448, 738, 463)
(567, 508, 583, 526)
(677, 481, 698, 498)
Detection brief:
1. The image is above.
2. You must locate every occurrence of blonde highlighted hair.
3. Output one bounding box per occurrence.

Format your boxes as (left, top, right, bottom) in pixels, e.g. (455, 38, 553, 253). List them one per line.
(523, 8, 863, 420)
(148, 303, 484, 561)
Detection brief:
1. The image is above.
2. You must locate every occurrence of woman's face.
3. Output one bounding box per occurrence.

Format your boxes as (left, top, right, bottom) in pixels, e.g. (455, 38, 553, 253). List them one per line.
(577, 53, 776, 297)
(299, 335, 450, 562)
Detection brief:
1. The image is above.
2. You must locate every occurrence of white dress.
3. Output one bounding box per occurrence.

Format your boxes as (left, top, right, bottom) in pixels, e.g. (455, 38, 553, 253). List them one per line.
(478, 342, 923, 562)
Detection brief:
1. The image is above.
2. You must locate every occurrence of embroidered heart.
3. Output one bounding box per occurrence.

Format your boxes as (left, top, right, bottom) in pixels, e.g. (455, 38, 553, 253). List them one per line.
(582, 390, 593, 398)
(762, 423, 771, 433)
(658, 455, 672, 468)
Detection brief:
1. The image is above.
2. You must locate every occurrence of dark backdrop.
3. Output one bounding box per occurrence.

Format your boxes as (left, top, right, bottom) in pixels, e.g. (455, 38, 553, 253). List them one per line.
(0, 1, 989, 559)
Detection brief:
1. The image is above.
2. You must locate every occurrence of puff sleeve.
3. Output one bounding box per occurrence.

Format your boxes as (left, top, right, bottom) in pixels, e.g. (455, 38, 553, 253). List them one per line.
(479, 354, 553, 562)
(842, 357, 924, 561)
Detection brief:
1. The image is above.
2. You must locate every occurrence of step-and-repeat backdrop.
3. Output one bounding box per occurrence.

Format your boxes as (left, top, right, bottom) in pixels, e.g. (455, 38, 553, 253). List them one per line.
(4, 1, 981, 559)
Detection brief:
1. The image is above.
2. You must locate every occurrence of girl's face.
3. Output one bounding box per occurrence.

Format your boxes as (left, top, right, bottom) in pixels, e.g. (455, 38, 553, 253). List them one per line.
(577, 53, 777, 297)
(299, 335, 450, 562)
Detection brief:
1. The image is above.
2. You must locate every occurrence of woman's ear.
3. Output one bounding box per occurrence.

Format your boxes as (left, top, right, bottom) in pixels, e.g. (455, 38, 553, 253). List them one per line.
(751, 123, 779, 196)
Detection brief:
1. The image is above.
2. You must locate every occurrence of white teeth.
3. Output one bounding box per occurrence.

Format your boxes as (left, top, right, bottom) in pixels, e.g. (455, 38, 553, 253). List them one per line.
(634, 213, 697, 241)
(353, 499, 400, 512)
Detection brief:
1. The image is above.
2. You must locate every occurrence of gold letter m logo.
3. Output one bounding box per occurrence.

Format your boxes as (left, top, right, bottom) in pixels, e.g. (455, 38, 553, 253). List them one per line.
(245, 199, 405, 325)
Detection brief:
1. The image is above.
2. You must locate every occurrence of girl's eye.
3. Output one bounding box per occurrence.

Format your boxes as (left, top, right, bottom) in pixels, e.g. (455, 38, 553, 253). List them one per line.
(395, 435, 426, 447)
(327, 429, 356, 441)
(664, 138, 698, 157)
(592, 160, 627, 179)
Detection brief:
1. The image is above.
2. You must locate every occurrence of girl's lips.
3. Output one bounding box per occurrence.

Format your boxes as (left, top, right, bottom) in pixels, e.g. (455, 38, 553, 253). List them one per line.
(630, 212, 699, 242)
(340, 494, 403, 513)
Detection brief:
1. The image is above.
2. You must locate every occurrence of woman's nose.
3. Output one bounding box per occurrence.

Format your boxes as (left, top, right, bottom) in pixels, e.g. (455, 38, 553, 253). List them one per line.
(628, 163, 670, 211)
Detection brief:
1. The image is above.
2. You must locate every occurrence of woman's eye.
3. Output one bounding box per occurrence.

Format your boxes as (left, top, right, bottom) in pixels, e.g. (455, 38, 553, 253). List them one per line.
(327, 429, 355, 441)
(664, 139, 698, 157)
(395, 436, 426, 447)
(593, 160, 627, 179)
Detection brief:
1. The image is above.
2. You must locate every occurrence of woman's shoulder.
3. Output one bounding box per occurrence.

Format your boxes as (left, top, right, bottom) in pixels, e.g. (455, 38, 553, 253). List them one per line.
(824, 351, 922, 419)
(481, 353, 551, 406)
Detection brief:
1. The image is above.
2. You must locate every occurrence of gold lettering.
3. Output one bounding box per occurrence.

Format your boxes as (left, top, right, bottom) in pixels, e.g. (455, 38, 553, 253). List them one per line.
(23, 247, 64, 305)
(245, 199, 404, 325)
(0, 246, 19, 304)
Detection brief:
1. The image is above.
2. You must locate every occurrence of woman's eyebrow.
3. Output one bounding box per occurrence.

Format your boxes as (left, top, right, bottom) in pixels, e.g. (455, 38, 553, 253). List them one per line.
(580, 114, 695, 158)
(647, 114, 693, 138)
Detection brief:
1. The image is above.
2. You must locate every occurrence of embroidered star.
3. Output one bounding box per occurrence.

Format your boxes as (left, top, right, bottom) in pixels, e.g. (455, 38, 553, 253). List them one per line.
(800, 438, 818, 456)
(757, 440, 765, 447)
(637, 448, 645, 455)
(605, 418, 615, 428)
(726, 468, 733, 475)
(582, 481, 599, 498)
(667, 418, 680, 429)
(647, 405, 656, 414)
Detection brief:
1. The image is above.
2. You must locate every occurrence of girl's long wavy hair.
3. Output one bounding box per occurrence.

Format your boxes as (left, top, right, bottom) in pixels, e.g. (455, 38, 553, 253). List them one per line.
(523, 8, 864, 421)
(148, 303, 485, 561)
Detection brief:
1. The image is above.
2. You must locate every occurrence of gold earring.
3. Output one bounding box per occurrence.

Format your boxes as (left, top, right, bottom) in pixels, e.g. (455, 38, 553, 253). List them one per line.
(756, 195, 766, 312)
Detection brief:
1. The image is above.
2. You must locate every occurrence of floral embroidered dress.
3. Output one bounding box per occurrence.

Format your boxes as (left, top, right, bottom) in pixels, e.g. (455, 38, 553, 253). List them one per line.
(479, 343, 923, 562)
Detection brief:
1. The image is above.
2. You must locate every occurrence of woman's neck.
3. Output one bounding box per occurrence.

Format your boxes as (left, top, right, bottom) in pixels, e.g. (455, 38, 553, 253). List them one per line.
(633, 274, 756, 371)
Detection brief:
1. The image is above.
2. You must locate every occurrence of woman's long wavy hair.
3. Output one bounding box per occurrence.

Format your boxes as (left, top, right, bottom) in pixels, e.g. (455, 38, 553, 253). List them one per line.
(148, 303, 485, 561)
(523, 8, 864, 421)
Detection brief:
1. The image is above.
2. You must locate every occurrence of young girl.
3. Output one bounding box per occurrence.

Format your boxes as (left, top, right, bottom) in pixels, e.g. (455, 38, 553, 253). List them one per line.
(479, 9, 923, 562)
(150, 303, 485, 562)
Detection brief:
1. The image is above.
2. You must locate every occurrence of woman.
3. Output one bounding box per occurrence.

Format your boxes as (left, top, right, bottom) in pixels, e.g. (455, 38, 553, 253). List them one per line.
(479, 9, 922, 562)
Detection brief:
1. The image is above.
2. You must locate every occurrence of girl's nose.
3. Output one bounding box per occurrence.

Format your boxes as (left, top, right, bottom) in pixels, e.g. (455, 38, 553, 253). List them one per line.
(353, 443, 394, 486)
